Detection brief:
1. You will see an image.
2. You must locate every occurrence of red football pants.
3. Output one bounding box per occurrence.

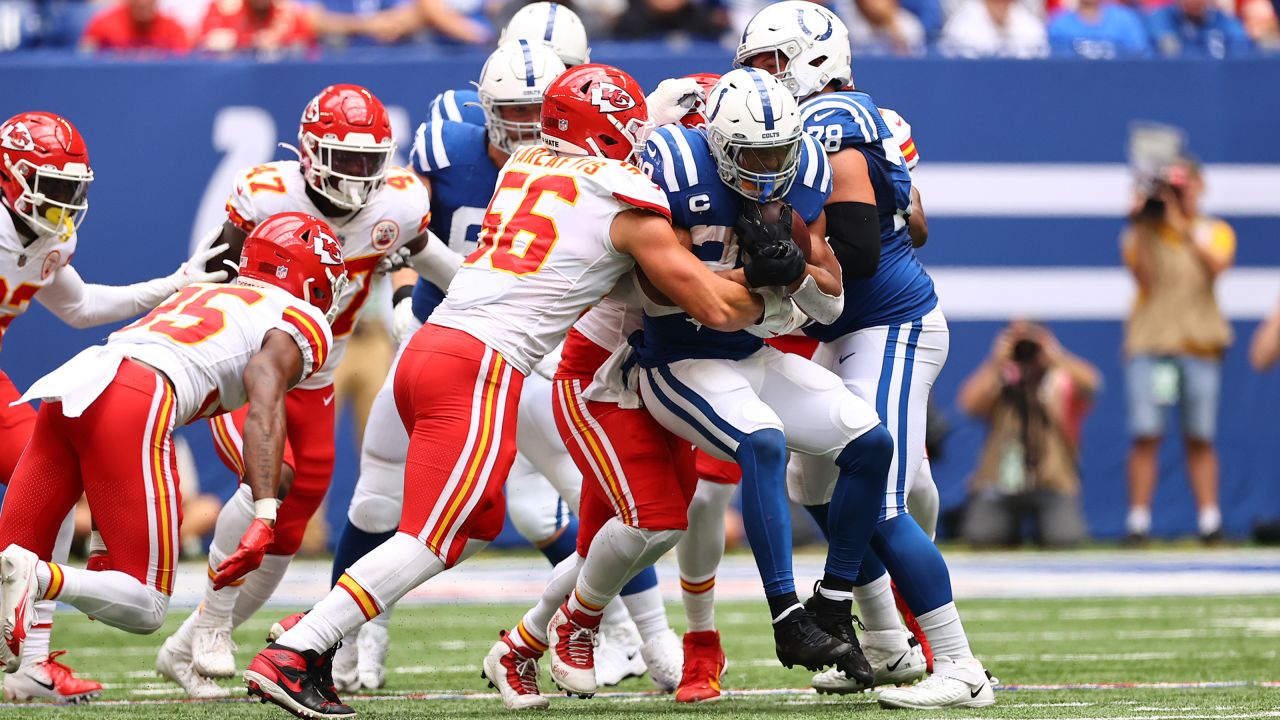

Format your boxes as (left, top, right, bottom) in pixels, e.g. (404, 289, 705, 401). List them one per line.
(552, 377, 696, 557)
(0, 360, 182, 593)
(0, 370, 36, 485)
(394, 325, 523, 567)
(208, 385, 333, 555)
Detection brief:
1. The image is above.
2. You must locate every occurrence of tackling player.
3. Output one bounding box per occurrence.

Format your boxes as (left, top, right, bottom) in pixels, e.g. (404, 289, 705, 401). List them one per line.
(739, 1, 995, 708)
(0, 111, 227, 702)
(0, 212, 342, 686)
(244, 63, 786, 720)
(154, 85, 456, 699)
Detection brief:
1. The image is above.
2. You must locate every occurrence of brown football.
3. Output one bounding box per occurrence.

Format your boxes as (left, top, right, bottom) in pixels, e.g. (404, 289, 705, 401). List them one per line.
(757, 201, 812, 259)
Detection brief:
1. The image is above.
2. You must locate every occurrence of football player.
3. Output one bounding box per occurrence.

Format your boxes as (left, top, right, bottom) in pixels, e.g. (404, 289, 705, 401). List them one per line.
(0, 213, 341, 689)
(625, 68, 892, 695)
(244, 63, 785, 720)
(154, 85, 456, 699)
(738, 1, 996, 708)
(0, 111, 227, 702)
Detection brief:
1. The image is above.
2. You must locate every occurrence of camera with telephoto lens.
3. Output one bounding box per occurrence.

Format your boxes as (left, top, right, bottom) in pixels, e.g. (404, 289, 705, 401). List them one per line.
(1128, 122, 1187, 222)
(1013, 338, 1042, 365)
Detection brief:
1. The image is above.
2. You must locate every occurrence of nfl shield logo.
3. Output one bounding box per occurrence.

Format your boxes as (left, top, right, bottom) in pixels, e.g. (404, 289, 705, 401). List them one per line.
(276, 266, 289, 279)
(558, 119, 569, 131)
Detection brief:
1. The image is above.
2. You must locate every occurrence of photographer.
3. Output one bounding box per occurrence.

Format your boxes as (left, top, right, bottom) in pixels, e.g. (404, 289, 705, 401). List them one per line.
(1122, 156, 1235, 544)
(958, 321, 1099, 548)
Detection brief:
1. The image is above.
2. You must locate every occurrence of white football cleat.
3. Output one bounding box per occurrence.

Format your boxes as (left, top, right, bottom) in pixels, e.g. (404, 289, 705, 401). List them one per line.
(332, 636, 360, 693)
(594, 615, 645, 687)
(546, 603, 598, 698)
(481, 632, 549, 710)
(156, 636, 232, 700)
(814, 629, 926, 693)
(0, 545, 38, 673)
(357, 621, 389, 690)
(877, 656, 996, 709)
(639, 628, 683, 693)
(190, 621, 237, 679)
(3, 650, 102, 703)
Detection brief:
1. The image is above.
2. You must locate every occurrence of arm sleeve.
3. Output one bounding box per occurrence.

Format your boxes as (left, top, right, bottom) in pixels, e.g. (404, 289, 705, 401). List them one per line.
(825, 201, 882, 281)
(406, 231, 464, 289)
(35, 264, 181, 329)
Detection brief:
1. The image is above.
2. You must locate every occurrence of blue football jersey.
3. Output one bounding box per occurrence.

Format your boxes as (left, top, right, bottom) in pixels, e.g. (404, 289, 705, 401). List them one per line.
(427, 88, 486, 128)
(799, 91, 937, 341)
(408, 119, 500, 321)
(633, 125, 832, 366)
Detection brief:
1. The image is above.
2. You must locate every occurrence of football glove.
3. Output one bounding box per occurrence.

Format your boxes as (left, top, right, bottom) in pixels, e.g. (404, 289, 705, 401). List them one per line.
(212, 518, 274, 590)
(736, 203, 805, 288)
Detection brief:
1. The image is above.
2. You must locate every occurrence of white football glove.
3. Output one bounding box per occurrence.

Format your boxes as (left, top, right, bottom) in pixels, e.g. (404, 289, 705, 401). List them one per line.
(392, 294, 423, 344)
(645, 78, 705, 128)
(171, 226, 231, 286)
(377, 246, 413, 275)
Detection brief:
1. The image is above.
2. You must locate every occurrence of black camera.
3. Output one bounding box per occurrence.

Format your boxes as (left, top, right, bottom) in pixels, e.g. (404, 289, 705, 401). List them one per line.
(1013, 339, 1042, 365)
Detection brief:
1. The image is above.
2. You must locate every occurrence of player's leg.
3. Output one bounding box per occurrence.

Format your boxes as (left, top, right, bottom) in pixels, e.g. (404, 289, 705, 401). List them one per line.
(908, 457, 940, 540)
(1178, 354, 1223, 541)
(248, 327, 522, 717)
(675, 452, 738, 702)
(0, 371, 35, 485)
(546, 381, 694, 697)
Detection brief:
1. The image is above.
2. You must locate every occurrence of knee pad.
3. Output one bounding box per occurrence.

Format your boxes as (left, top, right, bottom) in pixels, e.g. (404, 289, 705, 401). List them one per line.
(609, 522, 683, 567)
(837, 424, 894, 472)
(349, 494, 402, 535)
(735, 427, 787, 470)
(131, 590, 170, 635)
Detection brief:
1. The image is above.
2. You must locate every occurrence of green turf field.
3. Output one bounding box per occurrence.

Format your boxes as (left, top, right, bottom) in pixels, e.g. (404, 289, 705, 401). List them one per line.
(9, 594, 1279, 719)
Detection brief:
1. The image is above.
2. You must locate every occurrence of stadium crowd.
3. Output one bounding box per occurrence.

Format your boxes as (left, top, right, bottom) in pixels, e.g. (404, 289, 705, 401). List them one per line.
(0, 0, 1276, 55)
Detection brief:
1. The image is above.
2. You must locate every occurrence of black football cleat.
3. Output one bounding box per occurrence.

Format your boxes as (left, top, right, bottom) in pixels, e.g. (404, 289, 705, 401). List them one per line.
(804, 589, 876, 690)
(244, 643, 355, 719)
(773, 609, 852, 671)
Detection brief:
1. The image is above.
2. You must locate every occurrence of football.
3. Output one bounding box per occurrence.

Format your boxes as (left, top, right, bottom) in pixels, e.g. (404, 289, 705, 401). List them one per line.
(758, 201, 812, 259)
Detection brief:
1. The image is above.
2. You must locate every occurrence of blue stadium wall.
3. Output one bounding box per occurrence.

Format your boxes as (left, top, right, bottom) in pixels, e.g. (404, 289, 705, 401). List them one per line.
(2, 48, 1278, 544)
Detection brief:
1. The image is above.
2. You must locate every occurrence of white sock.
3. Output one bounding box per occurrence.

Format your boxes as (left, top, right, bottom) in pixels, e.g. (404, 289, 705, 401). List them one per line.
(231, 554, 293, 629)
(576, 520, 680, 612)
(620, 586, 670, 642)
(917, 602, 973, 660)
(203, 485, 255, 620)
(279, 533, 443, 654)
(1198, 506, 1222, 535)
(851, 572, 904, 633)
(24, 510, 77, 664)
(169, 608, 202, 656)
(47, 564, 168, 634)
(514, 553, 583, 652)
(678, 480, 734, 633)
(1127, 506, 1152, 535)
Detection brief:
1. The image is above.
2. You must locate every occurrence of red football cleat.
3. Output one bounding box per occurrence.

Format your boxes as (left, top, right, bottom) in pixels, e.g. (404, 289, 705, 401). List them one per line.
(675, 631, 726, 703)
(244, 643, 354, 719)
(3, 650, 102, 703)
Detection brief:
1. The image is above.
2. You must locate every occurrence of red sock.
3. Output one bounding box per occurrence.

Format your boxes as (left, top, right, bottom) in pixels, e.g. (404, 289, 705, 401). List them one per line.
(892, 580, 933, 672)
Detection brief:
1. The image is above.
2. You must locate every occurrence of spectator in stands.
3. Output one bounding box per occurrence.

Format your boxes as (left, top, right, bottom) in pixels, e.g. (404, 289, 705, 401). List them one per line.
(80, 0, 190, 53)
(199, 0, 315, 53)
(847, 0, 927, 54)
(959, 321, 1097, 549)
(1147, 0, 1254, 56)
(1122, 156, 1235, 544)
(1241, 0, 1280, 50)
(308, 0, 489, 47)
(611, 0, 728, 40)
(1048, 0, 1152, 57)
(940, 0, 1049, 57)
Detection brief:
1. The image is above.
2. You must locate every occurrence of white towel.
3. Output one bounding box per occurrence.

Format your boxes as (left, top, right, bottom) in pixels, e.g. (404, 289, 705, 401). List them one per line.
(15, 346, 125, 418)
(582, 343, 642, 409)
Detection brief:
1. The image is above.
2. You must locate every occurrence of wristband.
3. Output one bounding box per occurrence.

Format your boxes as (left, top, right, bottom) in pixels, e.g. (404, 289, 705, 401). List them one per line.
(254, 498, 280, 523)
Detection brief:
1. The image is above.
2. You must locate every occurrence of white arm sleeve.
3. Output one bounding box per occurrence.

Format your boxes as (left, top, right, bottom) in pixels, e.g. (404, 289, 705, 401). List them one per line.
(36, 265, 181, 329)
(406, 233, 463, 290)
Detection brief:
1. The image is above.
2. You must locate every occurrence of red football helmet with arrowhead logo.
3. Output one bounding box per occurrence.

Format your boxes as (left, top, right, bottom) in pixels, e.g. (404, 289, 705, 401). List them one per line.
(680, 73, 722, 129)
(239, 211, 349, 322)
(540, 64, 653, 164)
(296, 84, 394, 212)
(0, 112, 93, 241)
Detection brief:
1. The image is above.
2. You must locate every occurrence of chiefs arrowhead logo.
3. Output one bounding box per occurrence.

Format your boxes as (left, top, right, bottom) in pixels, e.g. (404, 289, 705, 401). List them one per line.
(590, 82, 636, 114)
(0, 122, 35, 152)
(308, 227, 343, 265)
(301, 97, 321, 125)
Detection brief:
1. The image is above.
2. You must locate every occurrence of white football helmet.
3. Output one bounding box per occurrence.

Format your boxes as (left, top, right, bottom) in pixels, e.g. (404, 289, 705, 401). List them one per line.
(735, 0, 852, 101)
(704, 68, 803, 202)
(477, 40, 567, 155)
(499, 1, 591, 67)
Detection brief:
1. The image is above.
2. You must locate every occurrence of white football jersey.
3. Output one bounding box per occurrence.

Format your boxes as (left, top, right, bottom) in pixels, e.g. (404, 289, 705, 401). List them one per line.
(107, 282, 333, 424)
(0, 208, 77, 351)
(225, 160, 430, 388)
(879, 108, 919, 171)
(429, 146, 670, 376)
(572, 297, 641, 357)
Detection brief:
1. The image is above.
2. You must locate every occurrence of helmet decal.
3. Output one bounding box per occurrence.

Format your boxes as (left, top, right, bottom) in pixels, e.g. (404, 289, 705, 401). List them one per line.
(0, 122, 34, 152)
(590, 83, 637, 113)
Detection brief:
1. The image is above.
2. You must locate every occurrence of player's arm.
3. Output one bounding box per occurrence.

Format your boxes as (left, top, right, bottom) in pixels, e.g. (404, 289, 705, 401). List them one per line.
(612, 210, 764, 332)
(212, 329, 303, 590)
(788, 210, 845, 325)
(35, 228, 230, 328)
(205, 221, 248, 277)
(825, 147, 882, 281)
(909, 185, 928, 248)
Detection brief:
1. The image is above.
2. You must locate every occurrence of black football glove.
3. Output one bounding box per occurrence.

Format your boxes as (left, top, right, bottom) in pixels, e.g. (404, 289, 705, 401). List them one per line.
(736, 203, 806, 288)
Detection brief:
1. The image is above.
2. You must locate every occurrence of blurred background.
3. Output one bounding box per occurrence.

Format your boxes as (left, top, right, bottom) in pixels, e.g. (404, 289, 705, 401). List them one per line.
(1, 0, 1278, 559)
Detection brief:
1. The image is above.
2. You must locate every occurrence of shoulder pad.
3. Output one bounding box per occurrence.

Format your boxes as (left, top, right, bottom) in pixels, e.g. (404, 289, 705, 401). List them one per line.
(411, 120, 486, 175)
(428, 88, 485, 128)
(801, 92, 893, 150)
